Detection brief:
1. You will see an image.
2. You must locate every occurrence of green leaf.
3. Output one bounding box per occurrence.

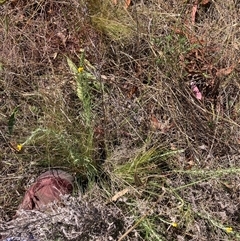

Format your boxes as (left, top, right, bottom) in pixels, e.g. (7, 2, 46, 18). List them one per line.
(66, 57, 78, 75)
(0, 0, 7, 5)
(8, 107, 18, 135)
(66, 57, 84, 102)
(76, 79, 84, 102)
(85, 72, 96, 80)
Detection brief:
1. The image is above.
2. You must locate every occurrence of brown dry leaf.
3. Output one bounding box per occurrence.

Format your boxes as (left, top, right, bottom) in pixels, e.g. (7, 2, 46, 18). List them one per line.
(220, 181, 234, 192)
(173, 27, 205, 45)
(113, 0, 131, 8)
(94, 126, 104, 137)
(185, 160, 195, 170)
(127, 85, 138, 98)
(150, 115, 172, 133)
(191, 1, 210, 25)
(188, 34, 205, 45)
(200, 0, 210, 5)
(238, 138, 240, 145)
(9, 141, 22, 152)
(124, 0, 131, 8)
(170, 143, 178, 150)
(111, 188, 129, 202)
(216, 64, 236, 77)
(150, 116, 163, 130)
(171, 27, 184, 35)
(57, 32, 67, 47)
(191, 3, 198, 25)
(134, 173, 143, 187)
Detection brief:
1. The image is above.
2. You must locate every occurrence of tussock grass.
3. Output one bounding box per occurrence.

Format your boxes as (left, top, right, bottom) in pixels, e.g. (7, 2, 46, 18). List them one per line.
(87, 0, 136, 40)
(0, 0, 240, 240)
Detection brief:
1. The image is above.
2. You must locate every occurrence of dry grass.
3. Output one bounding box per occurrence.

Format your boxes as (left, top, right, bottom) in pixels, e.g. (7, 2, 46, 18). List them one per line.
(0, 0, 240, 240)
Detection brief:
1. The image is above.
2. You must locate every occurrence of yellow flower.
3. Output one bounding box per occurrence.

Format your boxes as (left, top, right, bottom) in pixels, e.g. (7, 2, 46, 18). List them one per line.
(172, 222, 178, 227)
(225, 227, 233, 233)
(17, 144, 23, 151)
(78, 67, 84, 73)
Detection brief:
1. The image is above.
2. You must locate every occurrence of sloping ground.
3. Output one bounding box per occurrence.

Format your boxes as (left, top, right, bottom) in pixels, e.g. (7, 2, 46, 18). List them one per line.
(0, 0, 240, 240)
